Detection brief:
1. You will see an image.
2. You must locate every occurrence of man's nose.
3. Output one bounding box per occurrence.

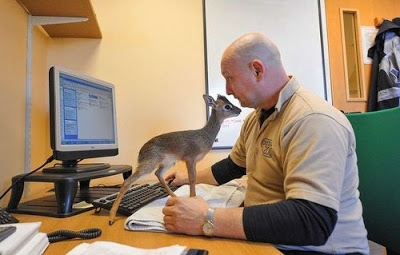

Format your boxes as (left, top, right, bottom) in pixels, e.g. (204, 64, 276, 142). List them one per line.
(226, 83, 233, 95)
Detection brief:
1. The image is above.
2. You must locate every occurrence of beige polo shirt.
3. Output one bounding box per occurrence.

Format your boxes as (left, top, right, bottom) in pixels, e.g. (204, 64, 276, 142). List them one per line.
(230, 77, 368, 253)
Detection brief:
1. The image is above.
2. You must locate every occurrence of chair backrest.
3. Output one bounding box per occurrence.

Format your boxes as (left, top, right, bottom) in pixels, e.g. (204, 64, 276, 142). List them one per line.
(346, 107, 400, 253)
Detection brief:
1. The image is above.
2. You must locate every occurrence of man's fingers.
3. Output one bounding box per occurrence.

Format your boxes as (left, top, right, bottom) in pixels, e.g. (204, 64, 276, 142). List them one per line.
(164, 223, 175, 231)
(164, 172, 175, 181)
(167, 197, 176, 205)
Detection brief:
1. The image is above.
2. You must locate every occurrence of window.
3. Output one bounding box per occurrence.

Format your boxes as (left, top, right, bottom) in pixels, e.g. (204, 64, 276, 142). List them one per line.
(340, 9, 366, 101)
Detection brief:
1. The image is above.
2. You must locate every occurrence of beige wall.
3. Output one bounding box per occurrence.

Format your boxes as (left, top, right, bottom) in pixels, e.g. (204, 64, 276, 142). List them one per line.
(0, 0, 26, 206)
(0, 1, 27, 205)
(46, 0, 230, 187)
(0, 0, 230, 205)
(0, 0, 50, 206)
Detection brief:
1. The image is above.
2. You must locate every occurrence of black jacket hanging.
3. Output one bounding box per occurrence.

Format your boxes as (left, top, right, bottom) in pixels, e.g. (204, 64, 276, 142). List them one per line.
(367, 18, 400, 111)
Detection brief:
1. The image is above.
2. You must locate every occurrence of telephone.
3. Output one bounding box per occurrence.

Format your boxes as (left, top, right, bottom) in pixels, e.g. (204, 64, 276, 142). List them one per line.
(0, 207, 18, 225)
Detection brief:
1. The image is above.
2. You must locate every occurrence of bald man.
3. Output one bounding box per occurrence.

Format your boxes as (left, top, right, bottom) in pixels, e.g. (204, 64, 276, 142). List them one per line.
(163, 33, 369, 254)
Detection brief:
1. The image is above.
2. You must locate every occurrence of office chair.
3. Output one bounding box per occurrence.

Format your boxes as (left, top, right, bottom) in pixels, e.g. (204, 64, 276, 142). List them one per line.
(346, 107, 400, 255)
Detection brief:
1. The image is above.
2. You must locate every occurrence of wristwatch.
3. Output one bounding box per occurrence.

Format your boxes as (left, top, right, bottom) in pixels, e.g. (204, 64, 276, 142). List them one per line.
(202, 207, 215, 236)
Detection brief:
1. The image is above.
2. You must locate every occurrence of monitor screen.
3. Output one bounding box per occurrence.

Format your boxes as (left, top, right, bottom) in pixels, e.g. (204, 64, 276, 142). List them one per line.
(46, 66, 118, 173)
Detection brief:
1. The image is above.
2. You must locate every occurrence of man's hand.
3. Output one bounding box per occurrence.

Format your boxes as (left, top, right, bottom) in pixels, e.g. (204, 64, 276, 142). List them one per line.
(164, 170, 189, 186)
(162, 196, 208, 235)
(165, 167, 219, 186)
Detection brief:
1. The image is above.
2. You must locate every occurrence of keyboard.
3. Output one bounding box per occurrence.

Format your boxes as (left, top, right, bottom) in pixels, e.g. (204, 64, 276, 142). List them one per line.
(0, 207, 19, 224)
(92, 182, 179, 216)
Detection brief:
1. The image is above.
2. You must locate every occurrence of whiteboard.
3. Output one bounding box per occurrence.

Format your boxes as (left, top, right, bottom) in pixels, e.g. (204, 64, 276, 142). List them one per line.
(204, 0, 331, 149)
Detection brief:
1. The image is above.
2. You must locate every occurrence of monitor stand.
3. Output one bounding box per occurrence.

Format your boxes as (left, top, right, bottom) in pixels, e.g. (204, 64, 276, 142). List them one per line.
(43, 160, 111, 174)
(7, 164, 132, 217)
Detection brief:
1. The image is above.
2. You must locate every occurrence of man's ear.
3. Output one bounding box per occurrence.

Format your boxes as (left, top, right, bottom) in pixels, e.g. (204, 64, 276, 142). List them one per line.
(251, 59, 264, 81)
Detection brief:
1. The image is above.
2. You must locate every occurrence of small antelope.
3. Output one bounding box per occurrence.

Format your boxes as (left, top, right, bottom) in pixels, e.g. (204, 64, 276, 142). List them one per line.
(108, 94, 241, 225)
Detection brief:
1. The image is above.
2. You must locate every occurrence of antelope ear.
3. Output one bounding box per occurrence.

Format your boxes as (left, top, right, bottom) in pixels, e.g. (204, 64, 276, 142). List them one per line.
(203, 94, 217, 108)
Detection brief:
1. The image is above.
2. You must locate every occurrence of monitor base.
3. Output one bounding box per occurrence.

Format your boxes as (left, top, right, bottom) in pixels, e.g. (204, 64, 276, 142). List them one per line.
(7, 165, 132, 217)
(8, 186, 121, 218)
(43, 163, 111, 174)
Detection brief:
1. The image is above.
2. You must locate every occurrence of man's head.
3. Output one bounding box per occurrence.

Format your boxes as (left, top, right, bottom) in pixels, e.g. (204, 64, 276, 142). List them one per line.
(221, 33, 288, 109)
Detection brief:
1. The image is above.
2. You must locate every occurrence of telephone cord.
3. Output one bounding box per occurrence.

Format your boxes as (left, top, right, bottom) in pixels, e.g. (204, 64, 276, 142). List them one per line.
(47, 228, 102, 243)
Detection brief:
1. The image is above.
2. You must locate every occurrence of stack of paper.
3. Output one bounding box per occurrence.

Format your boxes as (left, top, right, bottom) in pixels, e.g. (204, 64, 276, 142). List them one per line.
(67, 241, 186, 255)
(0, 222, 49, 255)
(125, 181, 245, 232)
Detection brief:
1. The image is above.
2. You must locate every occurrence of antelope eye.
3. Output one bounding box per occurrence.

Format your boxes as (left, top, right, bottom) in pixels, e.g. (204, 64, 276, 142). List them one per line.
(224, 104, 233, 110)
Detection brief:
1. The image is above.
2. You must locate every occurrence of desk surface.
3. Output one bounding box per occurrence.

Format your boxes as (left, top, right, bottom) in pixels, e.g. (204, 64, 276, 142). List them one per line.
(14, 210, 281, 255)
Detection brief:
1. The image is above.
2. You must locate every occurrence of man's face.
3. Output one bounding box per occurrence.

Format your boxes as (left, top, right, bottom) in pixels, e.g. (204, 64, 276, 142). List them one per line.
(221, 57, 257, 108)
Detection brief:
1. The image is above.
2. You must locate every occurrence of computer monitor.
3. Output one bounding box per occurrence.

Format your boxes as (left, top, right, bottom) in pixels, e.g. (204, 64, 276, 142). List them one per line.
(44, 66, 118, 173)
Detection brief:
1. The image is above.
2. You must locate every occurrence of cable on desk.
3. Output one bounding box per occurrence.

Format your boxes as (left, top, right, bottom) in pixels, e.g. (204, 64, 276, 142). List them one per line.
(47, 228, 102, 243)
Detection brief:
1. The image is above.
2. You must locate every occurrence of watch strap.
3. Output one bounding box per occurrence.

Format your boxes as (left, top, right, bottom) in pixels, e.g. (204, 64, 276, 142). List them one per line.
(206, 207, 215, 223)
(202, 207, 215, 236)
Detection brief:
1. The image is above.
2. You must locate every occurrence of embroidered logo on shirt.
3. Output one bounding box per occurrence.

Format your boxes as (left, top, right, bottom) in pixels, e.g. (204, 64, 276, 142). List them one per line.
(261, 138, 272, 158)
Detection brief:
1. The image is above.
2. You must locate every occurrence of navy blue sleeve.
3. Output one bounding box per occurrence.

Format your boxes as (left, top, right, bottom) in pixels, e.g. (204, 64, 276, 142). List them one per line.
(211, 156, 246, 184)
(243, 199, 338, 245)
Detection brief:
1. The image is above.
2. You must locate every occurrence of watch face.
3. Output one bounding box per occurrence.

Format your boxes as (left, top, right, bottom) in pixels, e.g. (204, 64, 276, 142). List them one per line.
(203, 221, 214, 236)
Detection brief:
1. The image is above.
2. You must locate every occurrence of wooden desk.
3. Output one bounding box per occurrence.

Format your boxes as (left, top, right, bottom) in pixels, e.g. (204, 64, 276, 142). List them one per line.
(14, 210, 282, 255)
